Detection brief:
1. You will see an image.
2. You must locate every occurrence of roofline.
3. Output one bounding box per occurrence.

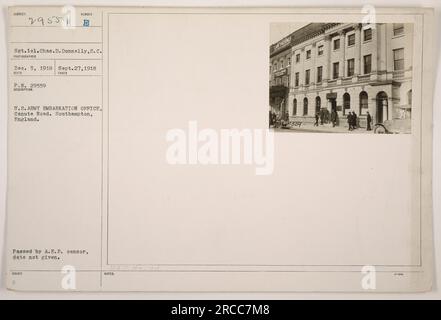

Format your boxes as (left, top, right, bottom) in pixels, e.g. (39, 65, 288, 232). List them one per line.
(270, 23, 342, 57)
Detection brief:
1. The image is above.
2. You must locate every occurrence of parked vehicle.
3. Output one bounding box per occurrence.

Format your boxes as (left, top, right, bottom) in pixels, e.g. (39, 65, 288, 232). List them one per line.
(374, 119, 411, 134)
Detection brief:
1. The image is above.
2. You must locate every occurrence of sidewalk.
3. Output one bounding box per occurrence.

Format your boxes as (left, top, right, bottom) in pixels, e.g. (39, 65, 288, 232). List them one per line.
(274, 123, 374, 134)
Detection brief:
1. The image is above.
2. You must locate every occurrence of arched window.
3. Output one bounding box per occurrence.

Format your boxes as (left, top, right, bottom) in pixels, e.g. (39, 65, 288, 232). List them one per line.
(343, 93, 351, 115)
(376, 91, 388, 123)
(407, 89, 412, 106)
(303, 98, 308, 116)
(359, 91, 368, 115)
(315, 96, 321, 114)
(293, 99, 297, 115)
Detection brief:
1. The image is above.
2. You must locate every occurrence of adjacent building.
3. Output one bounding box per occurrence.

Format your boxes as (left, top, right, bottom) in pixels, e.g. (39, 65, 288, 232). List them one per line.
(269, 33, 293, 118)
(270, 23, 413, 128)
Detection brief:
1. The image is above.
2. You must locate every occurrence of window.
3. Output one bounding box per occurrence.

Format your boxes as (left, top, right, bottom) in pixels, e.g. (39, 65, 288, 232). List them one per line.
(315, 96, 321, 114)
(333, 38, 340, 50)
(295, 72, 300, 87)
(364, 28, 372, 41)
(305, 69, 310, 85)
(303, 98, 308, 116)
(293, 99, 297, 115)
(317, 66, 323, 83)
(347, 59, 355, 77)
(343, 93, 351, 115)
(359, 91, 368, 115)
(393, 23, 404, 36)
(363, 54, 372, 74)
(333, 62, 339, 79)
(376, 92, 388, 123)
(296, 53, 300, 63)
(347, 33, 355, 46)
(306, 50, 311, 59)
(407, 90, 412, 106)
(318, 45, 324, 56)
(281, 59, 284, 68)
(276, 78, 281, 85)
(287, 57, 291, 65)
(393, 48, 405, 71)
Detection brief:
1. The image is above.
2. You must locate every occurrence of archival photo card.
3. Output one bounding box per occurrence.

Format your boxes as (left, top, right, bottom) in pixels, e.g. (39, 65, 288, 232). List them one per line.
(5, 6, 434, 292)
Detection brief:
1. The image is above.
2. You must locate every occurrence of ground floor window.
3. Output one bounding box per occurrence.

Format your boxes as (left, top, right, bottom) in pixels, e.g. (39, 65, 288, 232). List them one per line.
(343, 93, 350, 115)
(303, 98, 308, 115)
(376, 92, 388, 123)
(359, 91, 368, 115)
(315, 96, 321, 114)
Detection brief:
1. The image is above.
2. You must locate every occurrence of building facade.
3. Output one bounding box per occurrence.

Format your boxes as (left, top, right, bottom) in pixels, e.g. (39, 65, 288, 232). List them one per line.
(269, 34, 292, 118)
(270, 23, 413, 129)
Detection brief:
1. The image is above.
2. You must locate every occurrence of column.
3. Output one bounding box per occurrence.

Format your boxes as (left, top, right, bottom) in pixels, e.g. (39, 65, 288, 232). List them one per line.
(370, 96, 376, 123)
(354, 24, 361, 76)
(300, 47, 305, 90)
(311, 42, 316, 86)
(339, 31, 346, 79)
(371, 26, 378, 73)
(386, 97, 393, 121)
(289, 49, 295, 87)
(323, 35, 331, 84)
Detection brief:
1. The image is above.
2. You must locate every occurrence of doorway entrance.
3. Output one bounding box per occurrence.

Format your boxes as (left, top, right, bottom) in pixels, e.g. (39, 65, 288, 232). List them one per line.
(376, 92, 388, 123)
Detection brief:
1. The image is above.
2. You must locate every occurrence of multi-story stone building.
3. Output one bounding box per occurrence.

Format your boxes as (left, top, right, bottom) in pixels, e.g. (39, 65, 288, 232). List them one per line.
(270, 23, 413, 129)
(269, 33, 293, 117)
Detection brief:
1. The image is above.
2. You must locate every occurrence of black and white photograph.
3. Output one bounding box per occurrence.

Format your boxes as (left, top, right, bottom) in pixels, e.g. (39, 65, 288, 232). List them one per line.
(269, 23, 413, 134)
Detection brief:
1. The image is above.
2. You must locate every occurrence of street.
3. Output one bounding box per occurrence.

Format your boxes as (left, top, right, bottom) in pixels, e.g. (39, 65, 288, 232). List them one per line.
(272, 123, 375, 134)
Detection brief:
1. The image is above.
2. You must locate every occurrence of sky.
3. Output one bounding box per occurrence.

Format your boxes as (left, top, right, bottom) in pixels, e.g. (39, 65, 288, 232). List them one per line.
(270, 23, 308, 44)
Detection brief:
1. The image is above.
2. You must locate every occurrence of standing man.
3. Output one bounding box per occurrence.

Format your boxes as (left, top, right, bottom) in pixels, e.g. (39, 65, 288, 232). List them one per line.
(331, 109, 337, 127)
(314, 112, 319, 126)
(272, 111, 277, 127)
(347, 112, 353, 131)
(352, 112, 358, 130)
(366, 111, 372, 131)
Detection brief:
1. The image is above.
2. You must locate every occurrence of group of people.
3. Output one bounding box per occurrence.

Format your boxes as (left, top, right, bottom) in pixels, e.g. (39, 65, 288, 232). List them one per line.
(270, 107, 373, 131)
(269, 110, 277, 127)
(347, 111, 372, 131)
(346, 111, 358, 131)
(269, 110, 290, 128)
(314, 109, 338, 127)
